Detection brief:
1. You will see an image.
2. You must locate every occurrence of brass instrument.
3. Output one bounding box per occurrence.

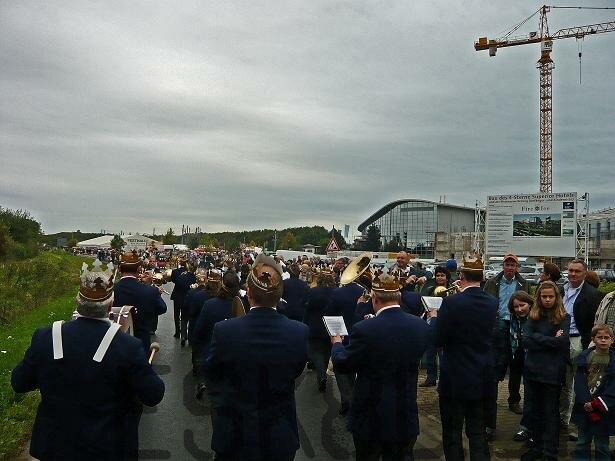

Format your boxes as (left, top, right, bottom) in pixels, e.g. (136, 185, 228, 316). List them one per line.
(148, 342, 160, 364)
(340, 252, 373, 298)
(152, 272, 170, 295)
(433, 285, 459, 297)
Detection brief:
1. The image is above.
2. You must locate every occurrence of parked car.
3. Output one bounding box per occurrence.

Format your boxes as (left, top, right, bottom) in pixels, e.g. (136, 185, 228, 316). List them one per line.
(484, 264, 499, 280)
(518, 265, 541, 285)
(595, 269, 615, 282)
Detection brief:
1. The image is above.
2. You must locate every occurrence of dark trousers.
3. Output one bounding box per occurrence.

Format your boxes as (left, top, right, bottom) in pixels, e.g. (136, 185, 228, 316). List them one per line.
(353, 436, 416, 461)
(335, 371, 356, 406)
(439, 396, 490, 461)
(173, 300, 182, 335)
(308, 337, 331, 384)
(180, 308, 189, 340)
(484, 320, 511, 431)
(424, 340, 442, 382)
(524, 379, 561, 459)
(508, 349, 524, 405)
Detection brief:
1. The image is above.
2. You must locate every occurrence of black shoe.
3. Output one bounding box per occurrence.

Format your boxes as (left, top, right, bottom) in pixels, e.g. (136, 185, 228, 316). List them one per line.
(306, 361, 315, 370)
(339, 403, 350, 415)
(181, 339, 186, 347)
(509, 402, 523, 414)
(173, 333, 180, 338)
(520, 449, 542, 461)
(514, 429, 531, 442)
(419, 379, 436, 387)
(317, 378, 326, 392)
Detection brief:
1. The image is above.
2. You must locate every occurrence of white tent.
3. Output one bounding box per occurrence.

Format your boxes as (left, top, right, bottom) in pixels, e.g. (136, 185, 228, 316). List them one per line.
(76, 235, 114, 249)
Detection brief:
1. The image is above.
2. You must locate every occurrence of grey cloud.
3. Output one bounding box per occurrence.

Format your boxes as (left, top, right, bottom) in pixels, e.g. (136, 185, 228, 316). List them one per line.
(1, 0, 613, 235)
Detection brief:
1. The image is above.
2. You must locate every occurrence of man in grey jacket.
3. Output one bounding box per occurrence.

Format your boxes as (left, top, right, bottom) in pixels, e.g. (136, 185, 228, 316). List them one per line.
(482, 253, 530, 438)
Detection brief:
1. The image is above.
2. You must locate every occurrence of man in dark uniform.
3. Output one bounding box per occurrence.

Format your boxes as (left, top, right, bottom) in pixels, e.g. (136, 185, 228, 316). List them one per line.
(12, 259, 165, 461)
(170, 259, 187, 337)
(303, 269, 336, 392)
(330, 277, 364, 414)
(281, 263, 310, 322)
(187, 270, 220, 376)
(203, 254, 308, 461)
(114, 250, 167, 353)
(331, 273, 429, 461)
(435, 256, 498, 461)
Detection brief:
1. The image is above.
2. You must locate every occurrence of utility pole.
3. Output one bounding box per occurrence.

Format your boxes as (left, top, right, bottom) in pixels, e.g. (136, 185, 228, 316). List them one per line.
(273, 230, 278, 252)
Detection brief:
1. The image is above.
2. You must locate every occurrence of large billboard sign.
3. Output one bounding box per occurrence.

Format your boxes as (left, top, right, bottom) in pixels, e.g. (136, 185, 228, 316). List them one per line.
(486, 192, 577, 257)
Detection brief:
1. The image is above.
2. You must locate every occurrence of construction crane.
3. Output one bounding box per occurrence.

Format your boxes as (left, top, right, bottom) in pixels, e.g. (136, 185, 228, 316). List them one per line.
(475, 5, 615, 193)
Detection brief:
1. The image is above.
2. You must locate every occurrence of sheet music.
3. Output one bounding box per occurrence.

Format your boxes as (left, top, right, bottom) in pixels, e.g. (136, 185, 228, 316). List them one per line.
(421, 296, 443, 310)
(322, 316, 349, 336)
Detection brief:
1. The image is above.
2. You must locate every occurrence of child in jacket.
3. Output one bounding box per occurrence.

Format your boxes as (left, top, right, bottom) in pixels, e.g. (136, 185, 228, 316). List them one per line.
(572, 324, 615, 461)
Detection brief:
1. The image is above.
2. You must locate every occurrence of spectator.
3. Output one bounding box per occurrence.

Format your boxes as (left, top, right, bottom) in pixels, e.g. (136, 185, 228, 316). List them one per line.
(560, 259, 604, 441)
(571, 324, 615, 461)
(483, 253, 530, 439)
(521, 281, 570, 461)
(540, 262, 561, 284)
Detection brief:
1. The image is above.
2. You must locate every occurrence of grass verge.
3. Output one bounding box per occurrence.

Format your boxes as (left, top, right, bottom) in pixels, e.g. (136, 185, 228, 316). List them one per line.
(0, 252, 86, 460)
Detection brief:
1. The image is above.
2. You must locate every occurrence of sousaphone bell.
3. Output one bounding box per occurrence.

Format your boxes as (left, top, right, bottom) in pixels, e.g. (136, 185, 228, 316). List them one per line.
(340, 252, 373, 297)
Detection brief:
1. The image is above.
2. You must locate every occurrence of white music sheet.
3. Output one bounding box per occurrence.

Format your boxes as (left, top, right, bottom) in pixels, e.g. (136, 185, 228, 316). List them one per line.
(322, 316, 349, 336)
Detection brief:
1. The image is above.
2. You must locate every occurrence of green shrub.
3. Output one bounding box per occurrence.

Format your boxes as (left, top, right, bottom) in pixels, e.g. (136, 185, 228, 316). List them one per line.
(0, 251, 86, 458)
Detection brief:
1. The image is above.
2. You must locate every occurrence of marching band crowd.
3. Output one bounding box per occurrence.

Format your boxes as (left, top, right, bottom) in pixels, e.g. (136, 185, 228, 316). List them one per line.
(10, 247, 615, 461)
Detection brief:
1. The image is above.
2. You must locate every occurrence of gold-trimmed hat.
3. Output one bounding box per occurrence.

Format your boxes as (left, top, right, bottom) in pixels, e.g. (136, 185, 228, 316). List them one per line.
(460, 254, 484, 271)
(371, 273, 402, 293)
(120, 250, 141, 271)
(247, 253, 283, 296)
(79, 259, 114, 301)
(195, 268, 208, 284)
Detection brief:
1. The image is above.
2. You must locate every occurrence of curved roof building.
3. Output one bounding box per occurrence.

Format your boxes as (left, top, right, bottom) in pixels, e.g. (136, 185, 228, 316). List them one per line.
(358, 199, 478, 259)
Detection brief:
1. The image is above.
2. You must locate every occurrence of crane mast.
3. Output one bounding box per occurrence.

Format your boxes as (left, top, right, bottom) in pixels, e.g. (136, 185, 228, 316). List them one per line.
(475, 5, 615, 193)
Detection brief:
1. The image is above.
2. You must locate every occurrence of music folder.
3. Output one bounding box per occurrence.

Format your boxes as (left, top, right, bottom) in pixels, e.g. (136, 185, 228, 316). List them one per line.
(421, 296, 443, 310)
(322, 316, 349, 336)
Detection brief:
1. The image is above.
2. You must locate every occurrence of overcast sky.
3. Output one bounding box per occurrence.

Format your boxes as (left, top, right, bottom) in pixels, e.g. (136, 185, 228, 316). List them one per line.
(1, 1, 613, 237)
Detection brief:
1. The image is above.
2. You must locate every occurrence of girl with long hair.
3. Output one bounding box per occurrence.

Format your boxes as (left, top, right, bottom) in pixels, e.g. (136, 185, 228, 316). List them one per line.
(521, 281, 571, 461)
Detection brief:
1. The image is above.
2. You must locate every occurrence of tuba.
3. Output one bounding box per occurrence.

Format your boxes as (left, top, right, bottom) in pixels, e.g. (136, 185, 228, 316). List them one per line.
(340, 252, 373, 298)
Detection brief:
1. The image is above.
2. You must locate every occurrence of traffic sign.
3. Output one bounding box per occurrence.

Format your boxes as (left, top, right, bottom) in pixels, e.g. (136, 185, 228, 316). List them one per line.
(326, 236, 340, 253)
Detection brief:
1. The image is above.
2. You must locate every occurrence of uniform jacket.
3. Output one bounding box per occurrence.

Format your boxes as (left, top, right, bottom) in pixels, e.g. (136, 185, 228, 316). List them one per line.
(331, 282, 364, 330)
(193, 296, 233, 359)
(435, 286, 498, 400)
(401, 291, 423, 317)
(331, 307, 429, 441)
(203, 308, 308, 460)
(169, 266, 186, 300)
(171, 270, 196, 307)
(281, 277, 310, 322)
(114, 276, 167, 352)
(522, 313, 570, 385)
(11, 317, 164, 461)
(303, 286, 335, 339)
(186, 287, 213, 341)
(560, 282, 604, 349)
(571, 347, 615, 435)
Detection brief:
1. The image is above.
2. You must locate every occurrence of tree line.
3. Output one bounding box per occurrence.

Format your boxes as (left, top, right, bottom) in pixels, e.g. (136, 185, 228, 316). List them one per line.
(0, 207, 42, 261)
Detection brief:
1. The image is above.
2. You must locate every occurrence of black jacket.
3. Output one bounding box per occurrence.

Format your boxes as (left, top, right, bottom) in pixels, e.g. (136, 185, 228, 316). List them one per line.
(523, 313, 570, 385)
(561, 282, 603, 349)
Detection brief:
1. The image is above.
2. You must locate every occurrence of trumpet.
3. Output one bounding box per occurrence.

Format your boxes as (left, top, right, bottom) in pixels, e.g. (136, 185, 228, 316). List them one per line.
(433, 285, 459, 297)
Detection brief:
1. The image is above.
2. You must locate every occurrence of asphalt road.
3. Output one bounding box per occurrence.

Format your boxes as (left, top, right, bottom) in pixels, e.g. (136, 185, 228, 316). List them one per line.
(138, 287, 532, 461)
